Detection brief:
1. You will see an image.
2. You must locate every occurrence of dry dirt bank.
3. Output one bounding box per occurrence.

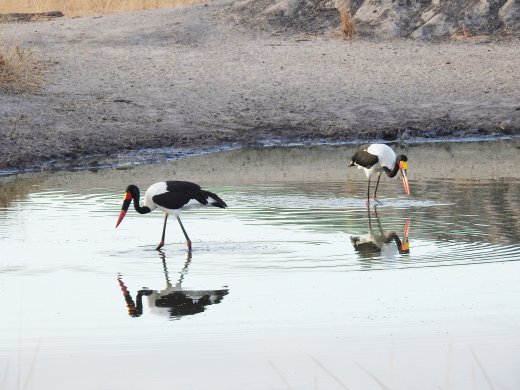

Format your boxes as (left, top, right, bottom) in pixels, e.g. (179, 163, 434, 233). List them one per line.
(1, 0, 519, 172)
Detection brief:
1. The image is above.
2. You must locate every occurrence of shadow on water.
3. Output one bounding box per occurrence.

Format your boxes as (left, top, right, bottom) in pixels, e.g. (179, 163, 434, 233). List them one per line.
(117, 251, 229, 320)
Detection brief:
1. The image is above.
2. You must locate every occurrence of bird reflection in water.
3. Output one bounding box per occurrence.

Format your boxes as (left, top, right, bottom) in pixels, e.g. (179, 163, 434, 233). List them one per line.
(117, 251, 229, 319)
(350, 206, 410, 260)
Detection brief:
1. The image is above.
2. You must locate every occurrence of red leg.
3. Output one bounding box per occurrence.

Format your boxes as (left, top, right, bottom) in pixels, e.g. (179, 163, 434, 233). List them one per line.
(156, 213, 168, 251)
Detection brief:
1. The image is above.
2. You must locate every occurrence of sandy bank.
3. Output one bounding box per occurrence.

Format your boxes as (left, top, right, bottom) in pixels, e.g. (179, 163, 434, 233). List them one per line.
(1, 0, 519, 171)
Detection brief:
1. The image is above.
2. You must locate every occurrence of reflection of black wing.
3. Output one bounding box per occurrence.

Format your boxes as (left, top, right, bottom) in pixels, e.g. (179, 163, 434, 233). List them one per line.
(154, 289, 229, 319)
(350, 236, 381, 258)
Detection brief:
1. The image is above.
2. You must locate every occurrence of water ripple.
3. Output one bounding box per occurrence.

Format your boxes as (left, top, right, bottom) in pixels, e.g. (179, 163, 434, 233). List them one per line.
(1, 176, 519, 277)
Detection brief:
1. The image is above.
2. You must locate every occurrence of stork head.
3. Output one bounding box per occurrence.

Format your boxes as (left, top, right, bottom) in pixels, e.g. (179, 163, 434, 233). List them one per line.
(116, 185, 139, 228)
(397, 155, 411, 196)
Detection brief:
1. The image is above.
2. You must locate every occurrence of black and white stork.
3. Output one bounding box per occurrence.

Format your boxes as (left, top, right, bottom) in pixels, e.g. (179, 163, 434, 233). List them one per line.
(115, 181, 227, 251)
(348, 143, 410, 203)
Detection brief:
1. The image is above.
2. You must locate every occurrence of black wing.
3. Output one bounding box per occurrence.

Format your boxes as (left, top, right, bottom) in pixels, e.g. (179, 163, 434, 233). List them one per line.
(153, 181, 226, 210)
(152, 181, 205, 209)
(165, 181, 202, 193)
(349, 144, 379, 168)
(152, 191, 194, 210)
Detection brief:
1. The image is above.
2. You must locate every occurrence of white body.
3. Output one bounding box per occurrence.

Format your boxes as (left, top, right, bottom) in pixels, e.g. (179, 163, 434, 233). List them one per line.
(143, 182, 165, 211)
(143, 182, 219, 217)
(358, 144, 397, 179)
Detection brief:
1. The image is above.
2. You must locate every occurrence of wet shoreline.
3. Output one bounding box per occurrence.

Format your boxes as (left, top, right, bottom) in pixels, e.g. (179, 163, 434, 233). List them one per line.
(1, 134, 519, 178)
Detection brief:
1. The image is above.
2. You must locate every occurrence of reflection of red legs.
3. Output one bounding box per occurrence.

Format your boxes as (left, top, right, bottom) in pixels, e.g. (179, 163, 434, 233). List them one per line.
(403, 218, 411, 239)
(400, 218, 411, 254)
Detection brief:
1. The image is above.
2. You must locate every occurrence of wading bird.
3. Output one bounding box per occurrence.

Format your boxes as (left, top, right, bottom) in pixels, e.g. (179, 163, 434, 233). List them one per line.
(348, 143, 410, 203)
(116, 181, 227, 250)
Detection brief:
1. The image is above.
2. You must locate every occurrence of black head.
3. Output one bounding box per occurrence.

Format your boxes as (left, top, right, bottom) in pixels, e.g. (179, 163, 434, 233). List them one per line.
(116, 185, 139, 228)
(125, 184, 140, 198)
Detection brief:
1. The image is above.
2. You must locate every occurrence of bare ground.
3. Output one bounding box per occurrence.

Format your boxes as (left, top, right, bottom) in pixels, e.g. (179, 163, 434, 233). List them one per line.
(1, 0, 519, 172)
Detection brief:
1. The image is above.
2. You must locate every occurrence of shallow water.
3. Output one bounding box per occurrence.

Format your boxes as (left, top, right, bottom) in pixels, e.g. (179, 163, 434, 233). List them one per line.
(1, 141, 520, 389)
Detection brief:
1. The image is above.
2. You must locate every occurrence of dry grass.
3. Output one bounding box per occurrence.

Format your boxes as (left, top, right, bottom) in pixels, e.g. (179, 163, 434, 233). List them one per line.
(450, 27, 477, 40)
(337, 1, 356, 39)
(449, 27, 490, 41)
(0, 45, 45, 93)
(0, 1, 203, 92)
(0, 0, 204, 17)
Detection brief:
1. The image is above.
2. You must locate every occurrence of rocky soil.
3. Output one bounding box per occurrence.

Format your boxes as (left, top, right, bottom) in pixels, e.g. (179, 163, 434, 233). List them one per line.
(226, 0, 520, 39)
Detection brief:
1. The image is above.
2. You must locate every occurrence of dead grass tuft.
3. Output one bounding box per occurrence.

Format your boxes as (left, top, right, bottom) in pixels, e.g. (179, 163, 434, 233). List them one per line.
(496, 25, 514, 37)
(0, 45, 45, 93)
(0, 0, 204, 17)
(450, 27, 476, 40)
(337, 1, 356, 39)
(1, 2, 204, 93)
(449, 27, 490, 41)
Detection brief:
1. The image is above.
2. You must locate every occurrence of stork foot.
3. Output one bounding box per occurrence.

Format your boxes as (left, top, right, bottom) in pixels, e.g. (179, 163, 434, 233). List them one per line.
(372, 197, 383, 205)
(186, 240, 192, 252)
(156, 240, 165, 251)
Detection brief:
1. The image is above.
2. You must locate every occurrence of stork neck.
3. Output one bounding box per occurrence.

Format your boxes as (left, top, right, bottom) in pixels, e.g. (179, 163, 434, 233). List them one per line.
(133, 198, 151, 214)
(384, 155, 406, 178)
(385, 233, 401, 245)
(129, 187, 151, 214)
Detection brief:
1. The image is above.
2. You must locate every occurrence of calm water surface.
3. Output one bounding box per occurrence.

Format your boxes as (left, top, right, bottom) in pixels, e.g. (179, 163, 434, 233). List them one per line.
(1, 142, 520, 389)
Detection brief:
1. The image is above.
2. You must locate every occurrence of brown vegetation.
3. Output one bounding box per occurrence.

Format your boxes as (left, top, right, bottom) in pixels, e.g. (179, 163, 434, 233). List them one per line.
(0, 1, 204, 92)
(0, 45, 45, 93)
(337, 1, 356, 39)
(450, 27, 478, 40)
(0, 0, 204, 17)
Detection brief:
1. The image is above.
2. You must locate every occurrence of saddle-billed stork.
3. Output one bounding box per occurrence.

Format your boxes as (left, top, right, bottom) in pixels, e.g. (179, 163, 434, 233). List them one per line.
(116, 181, 227, 251)
(348, 143, 410, 203)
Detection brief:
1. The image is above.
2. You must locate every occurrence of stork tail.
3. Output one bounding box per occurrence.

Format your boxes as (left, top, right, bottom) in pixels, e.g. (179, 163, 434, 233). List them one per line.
(204, 191, 227, 208)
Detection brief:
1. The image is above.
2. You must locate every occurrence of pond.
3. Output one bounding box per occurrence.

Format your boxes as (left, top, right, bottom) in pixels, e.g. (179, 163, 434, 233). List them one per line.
(1, 140, 520, 389)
